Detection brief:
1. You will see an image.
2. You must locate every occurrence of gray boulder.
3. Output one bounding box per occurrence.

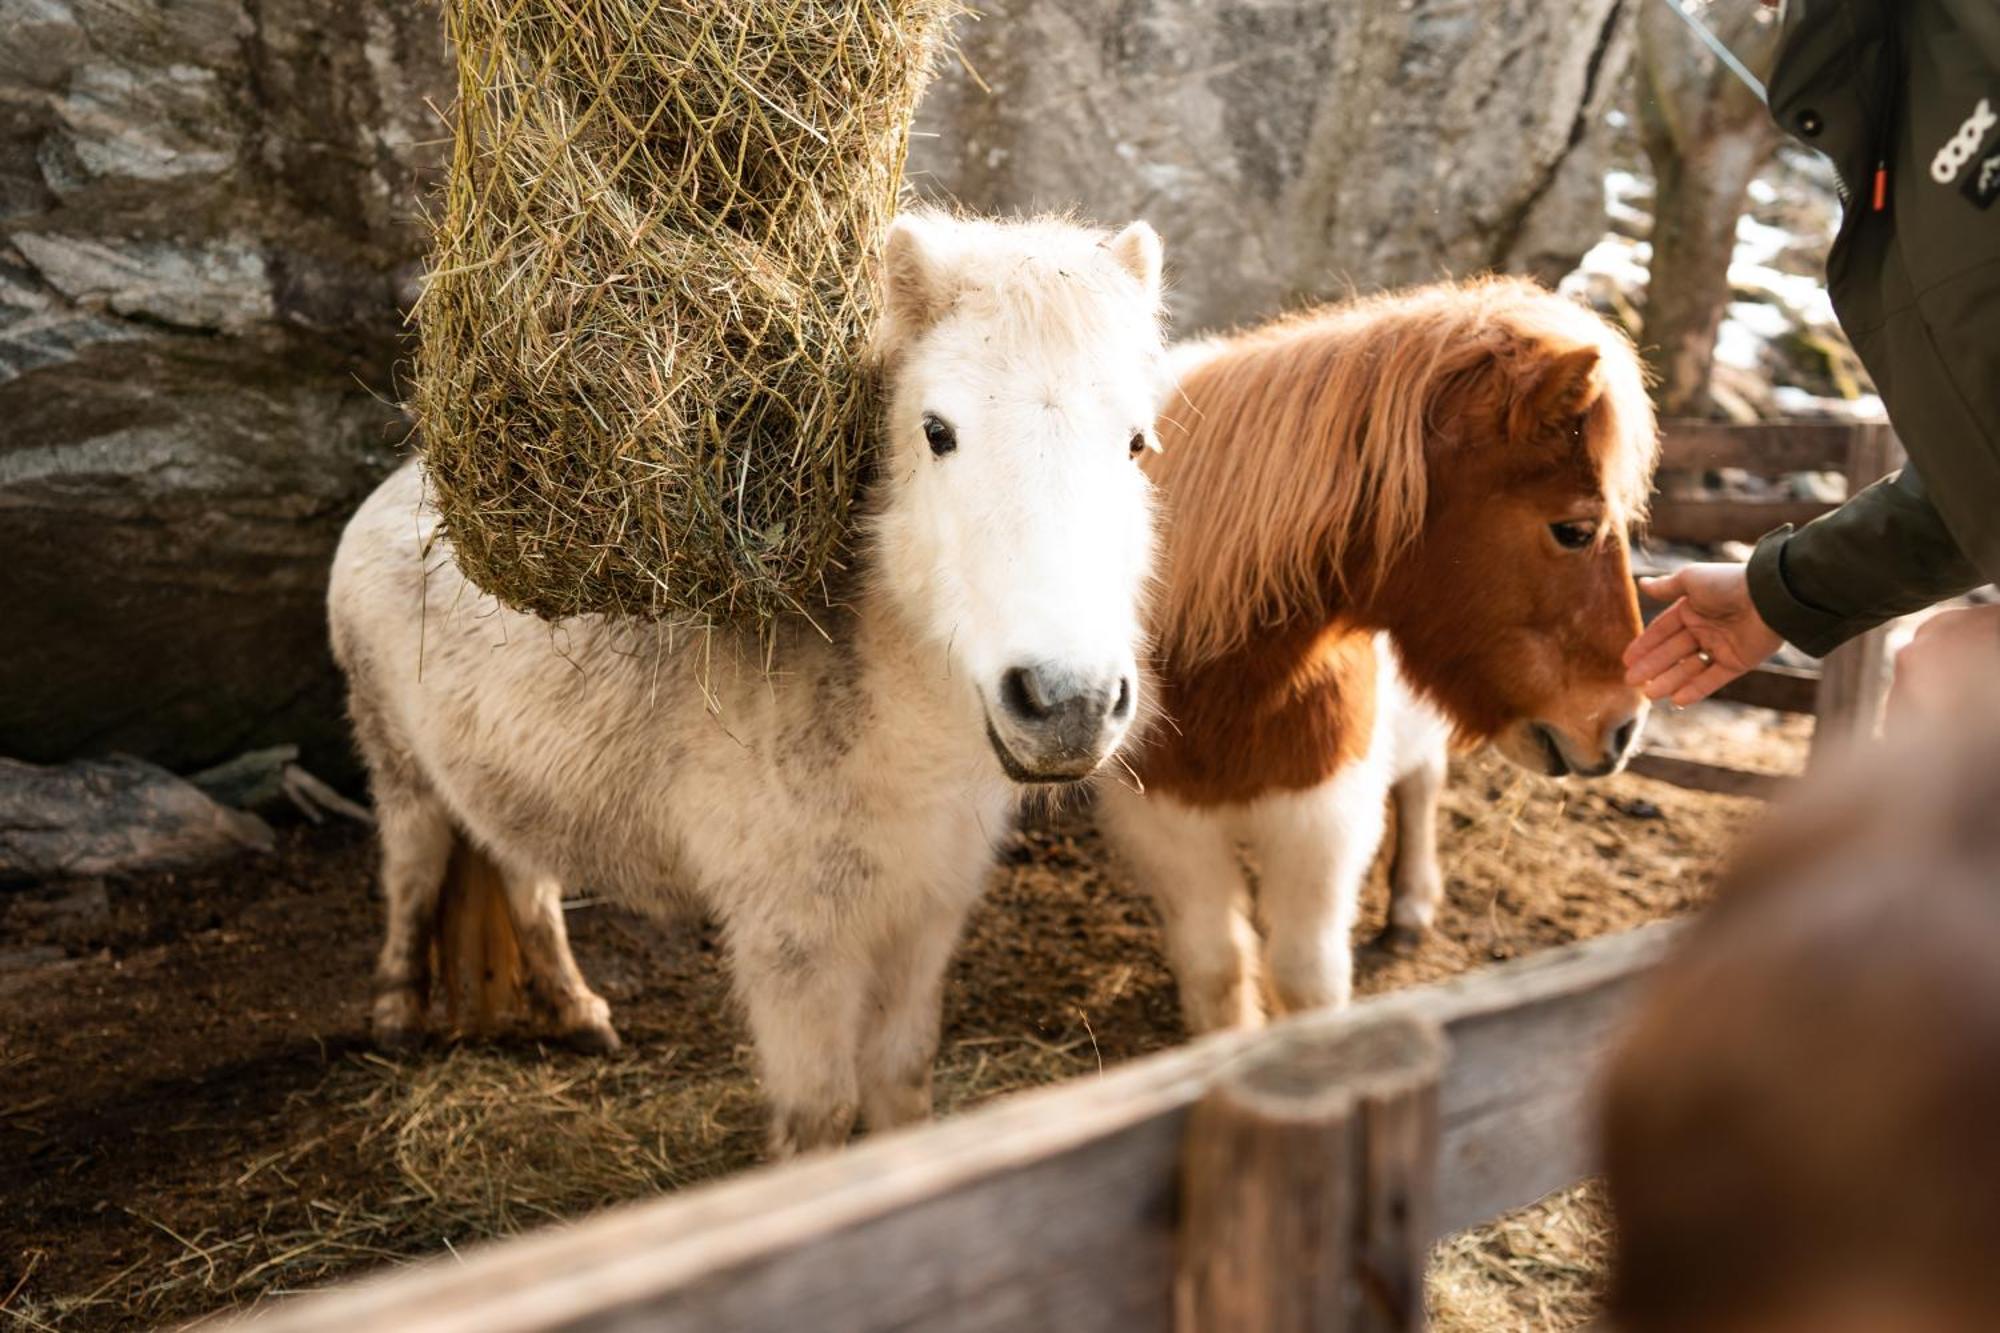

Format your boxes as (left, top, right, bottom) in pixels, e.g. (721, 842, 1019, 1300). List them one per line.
(0, 754, 273, 884)
(0, 0, 450, 775)
(909, 0, 1632, 333)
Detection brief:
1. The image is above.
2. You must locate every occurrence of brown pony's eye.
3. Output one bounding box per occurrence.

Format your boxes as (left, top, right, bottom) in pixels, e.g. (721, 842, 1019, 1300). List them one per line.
(1551, 520, 1597, 551)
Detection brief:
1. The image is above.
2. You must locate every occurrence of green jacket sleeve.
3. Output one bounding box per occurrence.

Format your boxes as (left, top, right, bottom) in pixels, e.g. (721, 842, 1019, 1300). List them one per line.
(1745, 464, 1986, 658)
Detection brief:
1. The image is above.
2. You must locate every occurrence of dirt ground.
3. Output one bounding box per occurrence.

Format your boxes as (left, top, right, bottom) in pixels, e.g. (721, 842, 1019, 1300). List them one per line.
(0, 726, 1780, 1332)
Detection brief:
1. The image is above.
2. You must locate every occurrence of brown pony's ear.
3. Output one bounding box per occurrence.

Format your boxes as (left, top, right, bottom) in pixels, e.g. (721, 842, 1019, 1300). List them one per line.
(1512, 344, 1601, 438)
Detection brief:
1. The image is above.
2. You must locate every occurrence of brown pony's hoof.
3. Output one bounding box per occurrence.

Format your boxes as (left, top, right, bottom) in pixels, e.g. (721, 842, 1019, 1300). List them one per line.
(1368, 923, 1426, 958)
(560, 1023, 622, 1056)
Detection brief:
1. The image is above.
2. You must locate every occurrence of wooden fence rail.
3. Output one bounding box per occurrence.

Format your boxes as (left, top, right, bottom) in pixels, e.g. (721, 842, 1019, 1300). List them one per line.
(229, 923, 1683, 1333)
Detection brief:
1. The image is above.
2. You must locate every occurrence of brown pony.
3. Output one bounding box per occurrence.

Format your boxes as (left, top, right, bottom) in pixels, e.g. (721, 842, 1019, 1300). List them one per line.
(1097, 276, 1659, 1032)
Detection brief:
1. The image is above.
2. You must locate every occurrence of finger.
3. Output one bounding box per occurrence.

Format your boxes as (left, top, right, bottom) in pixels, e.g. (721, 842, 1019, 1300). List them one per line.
(1641, 652, 1707, 703)
(1625, 628, 1700, 688)
(1672, 661, 1746, 708)
(1636, 572, 1685, 605)
(1623, 601, 1688, 668)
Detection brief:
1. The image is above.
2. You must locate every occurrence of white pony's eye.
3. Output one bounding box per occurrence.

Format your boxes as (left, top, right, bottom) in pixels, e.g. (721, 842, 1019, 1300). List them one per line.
(923, 413, 958, 457)
(1129, 430, 1158, 459)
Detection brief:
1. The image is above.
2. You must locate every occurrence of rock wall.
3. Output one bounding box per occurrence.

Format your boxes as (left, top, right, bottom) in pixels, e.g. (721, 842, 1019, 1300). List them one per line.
(0, 0, 450, 774)
(909, 0, 1632, 333)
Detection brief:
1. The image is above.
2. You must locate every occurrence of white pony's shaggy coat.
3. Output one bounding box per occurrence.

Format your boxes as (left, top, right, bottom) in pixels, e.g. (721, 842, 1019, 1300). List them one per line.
(330, 212, 1167, 1155)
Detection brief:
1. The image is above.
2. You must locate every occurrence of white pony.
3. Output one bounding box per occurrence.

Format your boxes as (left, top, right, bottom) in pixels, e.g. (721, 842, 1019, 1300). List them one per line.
(329, 212, 1167, 1155)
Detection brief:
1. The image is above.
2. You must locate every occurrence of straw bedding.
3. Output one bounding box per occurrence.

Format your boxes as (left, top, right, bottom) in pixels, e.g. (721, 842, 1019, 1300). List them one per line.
(416, 0, 956, 625)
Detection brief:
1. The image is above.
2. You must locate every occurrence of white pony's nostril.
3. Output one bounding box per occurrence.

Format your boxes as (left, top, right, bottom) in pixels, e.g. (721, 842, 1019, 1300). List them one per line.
(1000, 666, 1053, 721)
(1113, 676, 1134, 720)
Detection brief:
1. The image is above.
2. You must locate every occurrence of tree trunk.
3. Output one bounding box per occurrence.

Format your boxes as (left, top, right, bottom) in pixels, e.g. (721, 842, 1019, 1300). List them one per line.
(909, 0, 1637, 333)
(1635, 2, 1784, 418)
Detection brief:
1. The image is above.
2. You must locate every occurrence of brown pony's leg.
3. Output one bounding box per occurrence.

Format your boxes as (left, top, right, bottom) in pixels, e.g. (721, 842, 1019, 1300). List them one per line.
(1245, 761, 1391, 1017)
(1380, 741, 1448, 954)
(1098, 786, 1262, 1034)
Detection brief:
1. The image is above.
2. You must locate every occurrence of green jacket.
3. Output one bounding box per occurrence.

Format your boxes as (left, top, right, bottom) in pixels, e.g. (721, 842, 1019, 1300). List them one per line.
(1744, 0, 2000, 656)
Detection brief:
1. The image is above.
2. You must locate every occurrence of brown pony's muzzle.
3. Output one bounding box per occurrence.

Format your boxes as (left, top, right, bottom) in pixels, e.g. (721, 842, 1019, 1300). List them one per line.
(1494, 676, 1649, 779)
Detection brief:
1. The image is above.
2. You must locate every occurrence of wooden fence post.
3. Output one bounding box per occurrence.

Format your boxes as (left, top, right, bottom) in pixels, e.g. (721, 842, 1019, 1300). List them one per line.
(1178, 1014, 1446, 1333)
(1809, 423, 1905, 770)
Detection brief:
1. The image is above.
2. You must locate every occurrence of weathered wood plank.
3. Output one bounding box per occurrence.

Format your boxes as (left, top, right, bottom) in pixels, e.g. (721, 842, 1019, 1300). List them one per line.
(1707, 664, 1820, 715)
(1351, 1028, 1441, 1331)
(232, 924, 1684, 1333)
(1627, 751, 1790, 799)
(1178, 1015, 1443, 1333)
(1646, 497, 1837, 546)
(1656, 420, 1856, 475)
(1808, 425, 1904, 772)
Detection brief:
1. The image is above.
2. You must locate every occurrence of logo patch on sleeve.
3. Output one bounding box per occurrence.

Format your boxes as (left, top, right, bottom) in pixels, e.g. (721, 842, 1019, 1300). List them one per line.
(1963, 144, 2000, 209)
(1933, 98, 1998, 183)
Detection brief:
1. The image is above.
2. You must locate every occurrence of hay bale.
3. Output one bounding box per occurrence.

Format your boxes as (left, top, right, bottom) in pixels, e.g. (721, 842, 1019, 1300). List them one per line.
(416, 0, 956, 625)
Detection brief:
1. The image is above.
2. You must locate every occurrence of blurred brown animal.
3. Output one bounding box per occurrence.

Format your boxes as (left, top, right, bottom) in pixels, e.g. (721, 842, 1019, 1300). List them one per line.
(1600, 691, 2000, 1333)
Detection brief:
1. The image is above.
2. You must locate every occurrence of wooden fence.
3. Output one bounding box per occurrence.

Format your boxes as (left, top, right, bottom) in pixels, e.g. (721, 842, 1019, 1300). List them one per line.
(232, 923, 1682, 1333)
(215, 421, 1896, 1331)
(1627, 419, 1902, 798)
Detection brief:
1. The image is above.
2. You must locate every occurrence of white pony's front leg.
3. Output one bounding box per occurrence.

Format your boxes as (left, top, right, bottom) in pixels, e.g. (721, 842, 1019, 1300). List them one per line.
(727, 912, 871, 1159)
(1243, 758, 1392, 1017)
(1098, 784, 1262, 1034)
(857, 889, 976, 1132)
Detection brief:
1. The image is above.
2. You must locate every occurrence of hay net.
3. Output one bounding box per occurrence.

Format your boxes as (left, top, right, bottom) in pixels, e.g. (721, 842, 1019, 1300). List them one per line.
(415, 0, 957, 627)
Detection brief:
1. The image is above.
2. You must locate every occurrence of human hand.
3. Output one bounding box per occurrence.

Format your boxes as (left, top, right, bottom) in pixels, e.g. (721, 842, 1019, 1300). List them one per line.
(1623, 563, 1786, 706)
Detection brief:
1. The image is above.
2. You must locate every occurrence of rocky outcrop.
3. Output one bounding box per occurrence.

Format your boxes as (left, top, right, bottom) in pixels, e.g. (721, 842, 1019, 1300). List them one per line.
(0, 755, 272, 884)
(0, 0, 450, 775)
(909, 0, 1633, 332)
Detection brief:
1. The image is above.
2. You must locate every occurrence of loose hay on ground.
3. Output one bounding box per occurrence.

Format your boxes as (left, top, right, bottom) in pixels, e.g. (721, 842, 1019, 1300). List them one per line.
(1429, 1183, 1613, 1332)
(418, 0, 958, 626)
(3, 746, 1761, 1329)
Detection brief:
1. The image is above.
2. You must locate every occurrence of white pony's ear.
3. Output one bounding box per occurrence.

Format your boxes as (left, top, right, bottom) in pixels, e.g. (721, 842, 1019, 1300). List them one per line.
(1104, 221, 1163, 302)
(880, 213, 948, 344)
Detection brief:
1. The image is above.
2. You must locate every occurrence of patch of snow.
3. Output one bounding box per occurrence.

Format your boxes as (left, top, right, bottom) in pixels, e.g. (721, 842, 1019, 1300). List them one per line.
(1714, 316, 1767, 372)
(1733, 214, 1794, 268)
(1770, 386, 1887, 420)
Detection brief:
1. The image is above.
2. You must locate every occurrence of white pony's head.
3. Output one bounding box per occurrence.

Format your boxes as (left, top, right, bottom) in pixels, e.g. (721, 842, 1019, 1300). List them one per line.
(869, 211, 1167, 783)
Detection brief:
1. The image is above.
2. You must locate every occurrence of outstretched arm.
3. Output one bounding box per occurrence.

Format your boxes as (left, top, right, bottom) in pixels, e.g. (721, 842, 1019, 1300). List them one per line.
(1744, 465, 1985, 656)
(1626, 465, 1985, 706)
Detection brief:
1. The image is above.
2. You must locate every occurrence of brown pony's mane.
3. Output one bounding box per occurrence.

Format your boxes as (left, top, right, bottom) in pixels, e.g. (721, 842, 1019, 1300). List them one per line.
(1150, 276, 1657, 665)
